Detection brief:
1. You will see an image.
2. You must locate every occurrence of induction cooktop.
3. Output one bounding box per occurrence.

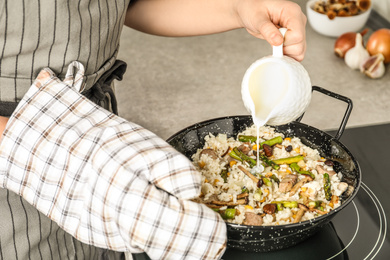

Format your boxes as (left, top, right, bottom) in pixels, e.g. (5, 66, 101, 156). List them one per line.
(222, 181, 388, 259)
(132, 124, 390, 260)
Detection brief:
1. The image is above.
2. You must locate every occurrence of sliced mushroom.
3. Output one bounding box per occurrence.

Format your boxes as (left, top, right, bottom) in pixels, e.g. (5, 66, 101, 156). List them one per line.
(237, 192, 249, 199)
(299, 190, 310, 205)
(316, 165, 337, 176)
(312, 208, 328, 215)
(238, 143, 252, 155)
(205, 204, 222, 209)
(263, 144, 273, 157)
(289, 176, 313, 196)
(200, 148, 219, 160)
(198, 194, 218, 204)
(243, 212, 263, 226)
(211, 199, 246, 206)
(221, 146, 231, 157)
(337, 182, 348, 194)
(263, 203, 277, 215)
(344, 185, 355, 197)
(274, 144, 283, 149)
(293, 203, 309, 223)
(238, 165, 259, 184)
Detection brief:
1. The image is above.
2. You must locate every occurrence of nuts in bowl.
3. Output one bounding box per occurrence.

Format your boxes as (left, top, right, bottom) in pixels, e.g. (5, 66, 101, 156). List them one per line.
(307, 0, 372, 37)
(313, 0, 371, 19)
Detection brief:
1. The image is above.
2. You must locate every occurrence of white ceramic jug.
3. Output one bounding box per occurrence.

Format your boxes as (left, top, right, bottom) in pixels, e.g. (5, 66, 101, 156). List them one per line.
(241, 28, 312, 126)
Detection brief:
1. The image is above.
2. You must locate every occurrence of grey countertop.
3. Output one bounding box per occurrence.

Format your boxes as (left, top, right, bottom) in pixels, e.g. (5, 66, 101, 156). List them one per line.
(115, 0, 390, 140)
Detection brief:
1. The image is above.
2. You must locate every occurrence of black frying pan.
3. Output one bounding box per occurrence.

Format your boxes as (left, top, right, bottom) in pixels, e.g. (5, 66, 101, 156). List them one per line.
(167, 86, 361, 252)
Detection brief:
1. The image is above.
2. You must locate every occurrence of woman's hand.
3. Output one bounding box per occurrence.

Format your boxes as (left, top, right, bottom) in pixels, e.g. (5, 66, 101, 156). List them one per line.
(0, 116, 9, 139)
(236, 0, 307, 61)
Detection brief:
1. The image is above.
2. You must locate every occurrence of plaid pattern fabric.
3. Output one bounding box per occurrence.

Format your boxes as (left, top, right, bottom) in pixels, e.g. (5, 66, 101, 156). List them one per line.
(0, 62, 227, 259)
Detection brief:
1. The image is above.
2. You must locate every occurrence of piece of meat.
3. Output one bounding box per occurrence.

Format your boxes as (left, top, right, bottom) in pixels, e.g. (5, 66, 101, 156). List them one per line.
(200, 148, 219, 160)
(278, 174, 298, 193)
(243, 212, 263, 226)
(238, 143, 251, 155)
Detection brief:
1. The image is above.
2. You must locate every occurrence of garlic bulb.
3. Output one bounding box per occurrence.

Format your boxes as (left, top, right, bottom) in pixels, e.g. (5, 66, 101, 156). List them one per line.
(344, 33, 369, 70)
(360, 53, 386, 79)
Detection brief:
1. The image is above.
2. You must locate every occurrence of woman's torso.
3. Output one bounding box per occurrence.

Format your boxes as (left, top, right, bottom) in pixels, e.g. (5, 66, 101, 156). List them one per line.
(0, 0, 130, 104)
(0, 1, 130, 258)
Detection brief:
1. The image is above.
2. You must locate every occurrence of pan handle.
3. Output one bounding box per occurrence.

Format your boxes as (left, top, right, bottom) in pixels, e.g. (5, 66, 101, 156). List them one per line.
(295, 86, 353, 140)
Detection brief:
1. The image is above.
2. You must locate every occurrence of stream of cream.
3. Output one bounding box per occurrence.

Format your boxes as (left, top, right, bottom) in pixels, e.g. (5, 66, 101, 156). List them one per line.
(247, 62, 289, 172)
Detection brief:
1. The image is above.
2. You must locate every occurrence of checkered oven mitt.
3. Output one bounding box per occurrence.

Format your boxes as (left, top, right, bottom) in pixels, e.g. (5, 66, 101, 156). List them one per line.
(0, 62, 227, 259)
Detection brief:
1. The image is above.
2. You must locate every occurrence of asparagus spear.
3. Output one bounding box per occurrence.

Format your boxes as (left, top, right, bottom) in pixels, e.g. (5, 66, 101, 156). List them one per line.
(323, 173, 332, 201)
(271, 200, 298, 208)
(282, 201, 298, 208)
(261, 136, 283, 147)
(272, 155, 304, 165)
(229, 149, 242, 162)
(238, 135, 283, 148)
(262, 177, 272, 187)
(290, 162, 316, 179)
(238, 135, 257, 143)
(270, 174, 280, 184)
(308, 200, 323, 209)
(220, 169, 228, 183)
(259, 154, 280, 170)
(231, 147, 257, 168)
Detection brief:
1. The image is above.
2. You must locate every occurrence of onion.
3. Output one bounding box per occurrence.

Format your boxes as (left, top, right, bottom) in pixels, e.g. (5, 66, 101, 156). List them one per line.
(334, 29, 368, 59)
(366, 28, 390, 64)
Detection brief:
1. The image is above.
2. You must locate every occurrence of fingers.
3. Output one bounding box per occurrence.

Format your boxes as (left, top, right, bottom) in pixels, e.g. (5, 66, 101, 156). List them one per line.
(281, 3, 307, 61)
(280, 2, 307, 61)
(255, 19, 306, 61)
(283, 29, 307, 61)
(241, 0, 307, 61)
(258, 21, 284, 47)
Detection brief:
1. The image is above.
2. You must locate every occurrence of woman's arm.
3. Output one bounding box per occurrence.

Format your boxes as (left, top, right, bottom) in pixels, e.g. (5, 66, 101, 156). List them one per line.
(0, 116, 8, 139)
(125, 0, 241, 37)
(125, 0, 306, 61)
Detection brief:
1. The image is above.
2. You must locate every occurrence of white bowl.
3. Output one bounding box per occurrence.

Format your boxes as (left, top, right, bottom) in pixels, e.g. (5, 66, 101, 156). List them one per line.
(306, 0, 371, 37)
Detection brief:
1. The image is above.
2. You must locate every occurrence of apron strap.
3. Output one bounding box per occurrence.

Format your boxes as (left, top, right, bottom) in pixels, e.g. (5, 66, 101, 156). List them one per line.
(0, 102, 19, 117)
(1, 60, 127, 117)
(82, 60, 127, 115)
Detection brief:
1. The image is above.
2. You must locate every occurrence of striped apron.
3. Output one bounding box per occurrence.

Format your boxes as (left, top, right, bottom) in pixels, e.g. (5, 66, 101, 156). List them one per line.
(0, 0, 130, 258)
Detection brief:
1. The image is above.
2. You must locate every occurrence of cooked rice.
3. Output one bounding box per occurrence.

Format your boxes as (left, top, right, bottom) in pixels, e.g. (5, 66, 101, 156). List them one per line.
(192, 125, 347, 226)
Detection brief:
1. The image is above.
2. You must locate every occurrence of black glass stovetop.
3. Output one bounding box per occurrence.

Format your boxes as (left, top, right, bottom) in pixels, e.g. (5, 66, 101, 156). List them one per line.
(132, 123, 390, 260)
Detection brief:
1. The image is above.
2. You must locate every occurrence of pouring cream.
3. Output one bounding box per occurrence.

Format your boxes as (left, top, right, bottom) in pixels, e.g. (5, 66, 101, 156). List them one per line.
(241, 28, 312, 172)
